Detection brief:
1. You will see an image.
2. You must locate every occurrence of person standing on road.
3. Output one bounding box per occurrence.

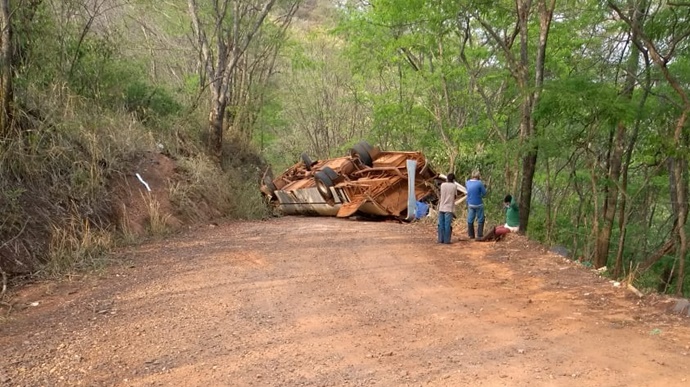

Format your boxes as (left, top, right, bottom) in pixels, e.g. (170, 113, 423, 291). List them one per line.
(438, 173, 457, 244)
(465, 170, 487, 240)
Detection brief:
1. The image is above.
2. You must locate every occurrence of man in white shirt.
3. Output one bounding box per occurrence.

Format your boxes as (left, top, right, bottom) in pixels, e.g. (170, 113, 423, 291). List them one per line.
(438, 173, 457, 244)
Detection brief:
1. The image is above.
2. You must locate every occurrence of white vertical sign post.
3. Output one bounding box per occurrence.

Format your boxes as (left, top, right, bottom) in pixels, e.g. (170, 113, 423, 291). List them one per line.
(406, 160, 417, 221)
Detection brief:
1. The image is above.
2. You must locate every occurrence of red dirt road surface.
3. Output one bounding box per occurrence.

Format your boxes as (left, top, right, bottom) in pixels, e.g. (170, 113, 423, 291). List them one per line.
(1, 217, 689, 386)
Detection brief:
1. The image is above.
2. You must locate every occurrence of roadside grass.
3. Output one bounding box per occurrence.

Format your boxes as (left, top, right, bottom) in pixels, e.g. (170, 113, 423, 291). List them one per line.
(141, 192, 172, 236)
(117, 203, 140, 245)
(45, 219, 114, 278)
(1, 96, 158, 280)
(225, 167, 271, 220)
(1, 93, 269, 287)
(169, 155, 233, 222)
(222, 136, 271, 220)
(169, 138, 269, 223)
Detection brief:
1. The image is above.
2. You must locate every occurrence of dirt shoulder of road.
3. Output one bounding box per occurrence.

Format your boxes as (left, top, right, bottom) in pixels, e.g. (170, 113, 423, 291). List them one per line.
(1, 217, 689, 386)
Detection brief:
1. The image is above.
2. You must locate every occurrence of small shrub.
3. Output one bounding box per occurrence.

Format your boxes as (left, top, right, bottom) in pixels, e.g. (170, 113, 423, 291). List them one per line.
(228, 176, 270, 219)
(125, 81, 182, 127)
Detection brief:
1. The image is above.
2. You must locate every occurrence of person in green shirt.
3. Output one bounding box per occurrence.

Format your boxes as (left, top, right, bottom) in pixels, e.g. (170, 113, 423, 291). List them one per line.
(477, 194, 519, 241)
(501, 194, 520, 232)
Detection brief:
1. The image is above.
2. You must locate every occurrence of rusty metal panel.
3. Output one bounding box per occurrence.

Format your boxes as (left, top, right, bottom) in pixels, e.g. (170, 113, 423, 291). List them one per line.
(282, 178, 316, 191)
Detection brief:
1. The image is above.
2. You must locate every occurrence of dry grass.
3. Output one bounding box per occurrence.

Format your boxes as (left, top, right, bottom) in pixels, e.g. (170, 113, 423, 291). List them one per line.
(0, 95, 155, 278)
(2, 90, 270, 283)
(229, 177, 271, 219)
(117, 203, 140, 245)
(169, 155, 231, 222)
(45, 219, 114, 277)
(141, 192, 172, 236)
(167, 151, 270, 222)
(2, 130, 268, 281)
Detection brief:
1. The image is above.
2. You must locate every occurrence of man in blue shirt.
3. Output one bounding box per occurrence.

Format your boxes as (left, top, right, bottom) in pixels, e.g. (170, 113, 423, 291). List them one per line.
(465, 170, 487, 239)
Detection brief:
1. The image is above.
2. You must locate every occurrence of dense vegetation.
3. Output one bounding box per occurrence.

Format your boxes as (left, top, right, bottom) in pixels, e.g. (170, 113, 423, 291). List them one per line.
(0, 0, 688, 296)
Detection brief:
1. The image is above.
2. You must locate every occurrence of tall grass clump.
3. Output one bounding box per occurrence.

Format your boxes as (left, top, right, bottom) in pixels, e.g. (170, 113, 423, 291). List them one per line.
(141, 192, 172, 236)
(222, 135, 271, 220)
(117, 203, 139, 245)
(169, 154, 234, 222)
(167, 133, 270, 222)
(45, 219, 114, 277)
(227, 175, 271, 219)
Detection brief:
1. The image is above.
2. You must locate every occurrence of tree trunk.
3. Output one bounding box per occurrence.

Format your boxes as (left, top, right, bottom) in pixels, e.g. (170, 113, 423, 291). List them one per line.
(516, 0, 533, 234)
(209, 98, 226, 164)
(571, 164, 584, 260)
(671, 111, 689, 295)
(639, 238, 676, 272)
(615, 44, 650, 278)
(594, 122, 625, 268)
(0, 0, 13, 137)
(614, 135, 635, 277)
(519, 150, 537, 234)
(518, 0, 555, 235)
(613, 204, 629, 278)
(590, 156, 599, 263)
(594, 1, 643, 268)
(545, 157, 553, 243)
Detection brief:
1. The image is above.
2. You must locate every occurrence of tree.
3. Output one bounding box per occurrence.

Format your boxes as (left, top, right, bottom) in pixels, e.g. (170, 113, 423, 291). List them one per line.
(608, 0, 690, 293)
(593, 0, 646, 269)
(227, 1, 299, 144)
(275, 33, 370, 159)
(473, 0, 556, 234)
(0, 0, 13, 137)
(188, 0, 294, 163)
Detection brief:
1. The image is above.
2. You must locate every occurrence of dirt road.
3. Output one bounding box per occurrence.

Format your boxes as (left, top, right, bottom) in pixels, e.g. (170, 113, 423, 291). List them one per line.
(1, 217, 689, 386)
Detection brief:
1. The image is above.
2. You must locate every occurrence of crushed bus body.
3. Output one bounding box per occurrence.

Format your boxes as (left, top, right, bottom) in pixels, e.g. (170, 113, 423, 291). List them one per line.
(260, 141, 466, 220)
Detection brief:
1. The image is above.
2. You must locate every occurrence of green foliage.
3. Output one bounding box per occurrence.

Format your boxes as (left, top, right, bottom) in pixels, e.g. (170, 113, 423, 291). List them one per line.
(536, 76, 632, 127)
(124, 81, 182, 127)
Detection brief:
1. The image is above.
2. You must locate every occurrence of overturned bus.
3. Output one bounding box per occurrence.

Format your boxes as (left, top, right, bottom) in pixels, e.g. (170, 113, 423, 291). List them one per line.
(260, 141, 466, 220)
